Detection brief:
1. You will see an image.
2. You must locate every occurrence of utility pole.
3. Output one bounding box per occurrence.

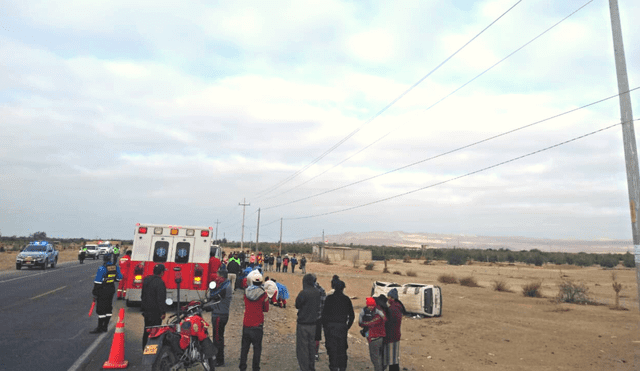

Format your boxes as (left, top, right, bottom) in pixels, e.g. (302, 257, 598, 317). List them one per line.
(239, 198, 250, 250)
(321, 229, 325, 260)
(255, 208, 261, 253)
(214, 219, 221, 242)
(609, 0, 640, 311)
(279, 218, 283, 256)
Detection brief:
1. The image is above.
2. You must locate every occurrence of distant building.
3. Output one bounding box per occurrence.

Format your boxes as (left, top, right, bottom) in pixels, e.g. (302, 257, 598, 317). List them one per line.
(312, 245, 372, 262)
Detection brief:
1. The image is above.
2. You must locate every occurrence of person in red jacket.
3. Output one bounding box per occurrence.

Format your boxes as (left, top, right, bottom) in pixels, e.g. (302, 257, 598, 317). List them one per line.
(383, 289, 403, 371)
(359, 297, 386, 371)
(116, 250, 132, 299)
(208, 251, 221, 284)
(239, 271, 269, 371)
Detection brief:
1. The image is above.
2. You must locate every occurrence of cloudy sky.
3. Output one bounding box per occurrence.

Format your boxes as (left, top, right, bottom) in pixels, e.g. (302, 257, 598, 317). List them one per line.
(1, 0, 639, 243)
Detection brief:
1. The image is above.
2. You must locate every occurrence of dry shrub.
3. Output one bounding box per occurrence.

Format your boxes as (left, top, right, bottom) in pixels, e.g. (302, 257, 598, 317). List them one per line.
(393, 271, 402, 275)
(611, 272, 626, 310)
(403, 255, 412, 263)
(383, 267, 390, 273)
(423, 259, 431, 265)
(556, 280, 591, 304)
(522, 281, 543, 298)
(320, 256, 332, 265)
(406, 270, 417, 277)
(459, 276, 480, 287)
(438, 273, 458, 284)
(492, 279, 513, 292)
(364, 262, 375, 270)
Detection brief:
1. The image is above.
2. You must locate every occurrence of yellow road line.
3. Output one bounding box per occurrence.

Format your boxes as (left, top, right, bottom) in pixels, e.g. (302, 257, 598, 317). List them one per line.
(30, 285, 67, 300)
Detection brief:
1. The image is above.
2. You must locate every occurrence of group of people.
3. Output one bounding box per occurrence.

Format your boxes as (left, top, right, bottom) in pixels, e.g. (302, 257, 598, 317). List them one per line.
(89, 247, 403, 371)
(220, 250, 308, 275)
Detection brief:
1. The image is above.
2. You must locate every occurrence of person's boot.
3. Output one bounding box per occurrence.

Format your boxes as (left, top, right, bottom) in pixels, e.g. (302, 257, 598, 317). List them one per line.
(89, 318, 103, 334)
(101, 316, 111, 332)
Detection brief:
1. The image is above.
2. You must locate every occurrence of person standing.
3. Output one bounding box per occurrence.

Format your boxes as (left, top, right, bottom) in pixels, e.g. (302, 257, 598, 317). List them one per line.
(290, 254, 298, 273)
(141, 264, 167, 349)
(282, 255, 289, 273)
(384, 289, 403, 371)
(239, 250, 246, 269)
(295, 274, 322, 371)
(112, 244, 120, 264)
(276, 254, 282, 272)
(90, 254, 123, 334)
(314, 278, 327, 361)
(240, 271, 269, 371)
(209, 274, 233, 367)
(227, 253, 241, 290)
(117, 250, 132, 299)
(300, 255, 307, 275)
(208, 249, 222, 284)
(359, 297, 387, 371)
(322, 279, 354, 371)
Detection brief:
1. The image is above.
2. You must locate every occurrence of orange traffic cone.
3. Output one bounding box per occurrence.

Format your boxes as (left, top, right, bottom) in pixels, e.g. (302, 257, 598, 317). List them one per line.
(103, 308, 128, 369)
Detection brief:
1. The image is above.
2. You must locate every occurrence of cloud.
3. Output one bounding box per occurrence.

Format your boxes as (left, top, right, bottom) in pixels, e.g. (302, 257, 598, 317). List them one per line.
(1, 0, 639, 244)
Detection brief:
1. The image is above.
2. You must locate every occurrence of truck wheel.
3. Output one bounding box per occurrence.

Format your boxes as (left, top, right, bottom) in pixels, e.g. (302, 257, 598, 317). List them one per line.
(42, 260, 48, 270)
(51, 258, 57, 268)
(16, 264, 21, 270)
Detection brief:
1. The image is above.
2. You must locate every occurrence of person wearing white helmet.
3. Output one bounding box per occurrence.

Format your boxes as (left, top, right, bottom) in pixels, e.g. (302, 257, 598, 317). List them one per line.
(239, 270, 269, 371)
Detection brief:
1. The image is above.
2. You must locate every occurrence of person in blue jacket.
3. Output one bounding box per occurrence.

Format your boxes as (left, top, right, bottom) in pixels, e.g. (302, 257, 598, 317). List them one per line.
(90, 254, 123, 333)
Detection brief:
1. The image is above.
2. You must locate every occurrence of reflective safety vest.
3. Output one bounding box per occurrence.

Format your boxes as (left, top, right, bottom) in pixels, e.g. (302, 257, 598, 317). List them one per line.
(104, 265, 118, 284)
(113, 246, 120, 255)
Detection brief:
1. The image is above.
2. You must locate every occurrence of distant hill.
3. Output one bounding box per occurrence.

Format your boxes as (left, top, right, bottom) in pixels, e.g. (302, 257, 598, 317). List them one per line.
(298, 231, 633, 254)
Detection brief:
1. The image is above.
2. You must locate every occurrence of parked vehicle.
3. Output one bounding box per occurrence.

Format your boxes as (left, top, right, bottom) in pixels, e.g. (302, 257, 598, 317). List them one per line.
(16, 241, 59, 270)
(142, 280, 219, 371)
(124, 224, 215, 307)
(371, 281, 442, 317)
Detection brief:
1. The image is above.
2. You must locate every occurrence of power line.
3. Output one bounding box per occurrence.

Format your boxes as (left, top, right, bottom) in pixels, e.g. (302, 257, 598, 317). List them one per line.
(284, 120, 633, 220)
(263, 87, 638, 211)
(261, 0, 595, 205)
(253, 0, 524, 200)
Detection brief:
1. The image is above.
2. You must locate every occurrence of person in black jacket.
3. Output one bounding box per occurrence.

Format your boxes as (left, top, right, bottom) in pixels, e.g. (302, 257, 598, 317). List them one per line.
(90, 254, 123, 333)
(295, 274, 322, 371)
(141, 264, 167, 350)
(322, 279, 354, 371)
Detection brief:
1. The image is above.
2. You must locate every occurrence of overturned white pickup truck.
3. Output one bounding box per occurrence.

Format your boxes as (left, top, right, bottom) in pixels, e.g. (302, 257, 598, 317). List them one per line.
(371, 281, 442, 317)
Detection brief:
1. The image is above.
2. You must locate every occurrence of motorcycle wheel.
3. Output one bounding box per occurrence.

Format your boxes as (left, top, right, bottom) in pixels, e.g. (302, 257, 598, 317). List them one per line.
(151, 345, 176, 371)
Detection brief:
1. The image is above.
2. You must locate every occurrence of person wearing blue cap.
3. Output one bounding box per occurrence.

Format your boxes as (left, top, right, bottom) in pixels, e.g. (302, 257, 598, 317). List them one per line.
(383, 288, 403, 371)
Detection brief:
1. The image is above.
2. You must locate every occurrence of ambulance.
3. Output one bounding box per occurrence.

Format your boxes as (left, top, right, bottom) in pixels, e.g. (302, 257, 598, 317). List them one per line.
(125, 223, 216, 306)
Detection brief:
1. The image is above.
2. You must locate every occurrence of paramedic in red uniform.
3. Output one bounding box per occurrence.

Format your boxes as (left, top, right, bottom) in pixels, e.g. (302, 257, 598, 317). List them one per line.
(208, 250, 222, 284)
(117, 250, 132, 299)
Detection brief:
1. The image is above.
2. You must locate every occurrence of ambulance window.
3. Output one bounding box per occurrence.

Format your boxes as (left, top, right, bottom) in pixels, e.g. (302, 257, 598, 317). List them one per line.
(153, 241, 170, 263)
(175, 242, 190, 263)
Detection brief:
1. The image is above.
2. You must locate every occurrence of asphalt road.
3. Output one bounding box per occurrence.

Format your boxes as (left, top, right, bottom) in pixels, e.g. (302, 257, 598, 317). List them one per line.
(1, 259, 159, 371)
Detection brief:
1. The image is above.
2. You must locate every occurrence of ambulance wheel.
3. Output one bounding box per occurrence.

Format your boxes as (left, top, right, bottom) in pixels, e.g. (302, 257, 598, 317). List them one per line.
(42, 260, 48, 270)
(16, 264, 21, 270)
(51, 258, 57, 268)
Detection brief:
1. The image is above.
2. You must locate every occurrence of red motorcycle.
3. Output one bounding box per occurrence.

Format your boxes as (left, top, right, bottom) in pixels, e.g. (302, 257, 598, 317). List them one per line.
(142, 270, 219, 371)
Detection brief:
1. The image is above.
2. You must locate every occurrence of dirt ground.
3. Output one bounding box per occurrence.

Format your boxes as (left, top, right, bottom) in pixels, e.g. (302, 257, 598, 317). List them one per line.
(3, 248, 640, 370)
